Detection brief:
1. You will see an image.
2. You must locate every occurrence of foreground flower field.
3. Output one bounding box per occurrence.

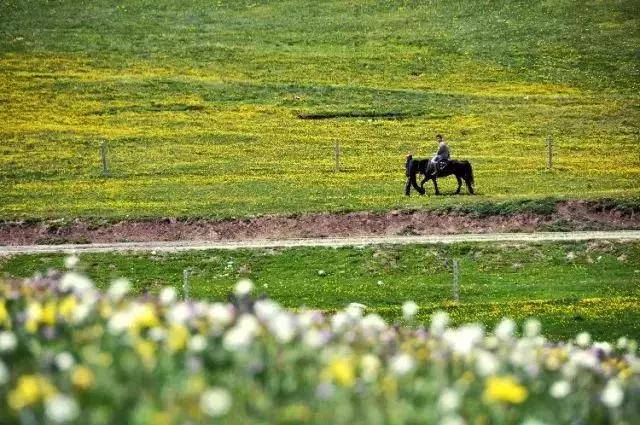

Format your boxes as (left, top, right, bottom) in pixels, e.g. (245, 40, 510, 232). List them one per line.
(1, 270, 639, 424)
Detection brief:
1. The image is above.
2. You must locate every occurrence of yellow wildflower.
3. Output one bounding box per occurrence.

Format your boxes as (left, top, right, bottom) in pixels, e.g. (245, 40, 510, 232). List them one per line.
(321, 357, 355, 387)
(0, 300, 10, 327)
(71, 365, 95, 390)
(135, 304, 159, 329)
(186, 375, 206, 394)
(58, 295, 77, 321)
(8, 374, 56, 410)
(483, 375, 528, 404)
(167, 324, 189, 352)
(42, 301, 57, 326)
(135, 340, 157, 368)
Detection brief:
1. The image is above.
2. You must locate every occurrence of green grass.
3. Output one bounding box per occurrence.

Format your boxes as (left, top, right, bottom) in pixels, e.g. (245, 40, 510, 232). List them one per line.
(1, 0, 639, 220)
(2, 240, 639, 341)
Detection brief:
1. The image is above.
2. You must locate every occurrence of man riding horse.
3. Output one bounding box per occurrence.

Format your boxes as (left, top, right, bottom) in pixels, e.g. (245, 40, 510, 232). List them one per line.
(429, 134, 450, 177)
(405, 134, 475, 196)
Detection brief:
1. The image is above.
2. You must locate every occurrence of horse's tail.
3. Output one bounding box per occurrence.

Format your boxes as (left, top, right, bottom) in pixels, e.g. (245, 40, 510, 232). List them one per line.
(466, 161, 474, 186)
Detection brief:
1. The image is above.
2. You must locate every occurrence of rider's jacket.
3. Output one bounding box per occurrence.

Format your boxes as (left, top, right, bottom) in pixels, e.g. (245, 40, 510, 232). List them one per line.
(432, 142, 450, 162)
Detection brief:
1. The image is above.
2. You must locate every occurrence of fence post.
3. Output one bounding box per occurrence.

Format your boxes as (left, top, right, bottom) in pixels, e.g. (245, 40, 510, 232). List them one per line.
(546, 135, 553, 170)
(100, 141, 110, 177)
(452, 259, 460, 302)
(183, 269, 190, 301)
(334, 141, 340, 172)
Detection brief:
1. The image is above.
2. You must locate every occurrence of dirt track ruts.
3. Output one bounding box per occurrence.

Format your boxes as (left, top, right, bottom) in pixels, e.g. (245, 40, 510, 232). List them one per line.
(2, 230, 640, 256)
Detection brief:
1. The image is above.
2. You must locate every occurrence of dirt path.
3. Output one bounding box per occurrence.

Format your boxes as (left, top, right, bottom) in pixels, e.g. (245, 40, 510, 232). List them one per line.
(2, 230, 639, 255)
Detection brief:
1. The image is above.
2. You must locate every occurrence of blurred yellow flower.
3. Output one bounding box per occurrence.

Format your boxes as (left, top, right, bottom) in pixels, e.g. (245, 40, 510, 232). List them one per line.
(0, 300, 9, 327)
(167, 324, 189, 352)
(322, 357, 355, 387)
(71, 366, 95, 390)
(134, 304, 160, 330)
(59, 296, 77, 321)
(8, 374, 56, 410)
(135, 340, 157, 368)
(483, 375, 528, 404)
(42, 301, 57, 326)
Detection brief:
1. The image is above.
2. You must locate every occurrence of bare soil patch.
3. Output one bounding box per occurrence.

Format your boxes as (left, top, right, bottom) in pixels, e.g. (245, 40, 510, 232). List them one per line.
(1, 201, 638, 246)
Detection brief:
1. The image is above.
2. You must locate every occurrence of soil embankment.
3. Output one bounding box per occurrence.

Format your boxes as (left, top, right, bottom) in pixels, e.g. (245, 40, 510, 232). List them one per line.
(1, 201, 638, 246)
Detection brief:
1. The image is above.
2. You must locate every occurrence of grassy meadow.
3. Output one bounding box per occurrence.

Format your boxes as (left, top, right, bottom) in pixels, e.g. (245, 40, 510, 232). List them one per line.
(3, 240, 639, 340)
(1, 0, 639, 220)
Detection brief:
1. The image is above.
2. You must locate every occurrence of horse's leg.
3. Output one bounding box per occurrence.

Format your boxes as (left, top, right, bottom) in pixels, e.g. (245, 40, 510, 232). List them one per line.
(411, 172, 426, 195)
(419, 175, 429, 189)
(405, 177, 412, 196)
(455, 176, 462, 194)
(432, 178, 440, 195)
(465, 178, 475, 195)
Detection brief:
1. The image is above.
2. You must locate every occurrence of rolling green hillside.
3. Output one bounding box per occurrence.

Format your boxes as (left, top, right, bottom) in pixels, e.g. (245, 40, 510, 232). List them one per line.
(1, 0, 638, 219)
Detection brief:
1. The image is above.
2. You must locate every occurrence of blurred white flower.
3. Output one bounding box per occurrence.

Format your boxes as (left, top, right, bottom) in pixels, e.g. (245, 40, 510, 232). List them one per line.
(0, 359, 8, 385)
(520, 419, 548, 425)
(601, 380, 624, 408)
(0, 331, 17, 352)
(269, 312, 296, 343)
(576, 332, 591, 348)
(438, 388, 460, 412)
(347, 303, 366, 319)
(207, 303, 234, 327)
(60, 272, 93, 294)
(443, 324, 483, 356)
(376, 280, 384, 286)
(189, 335, 207, 352)
(331, 312, 350, 333)
(616, 336, 628, 350)
(303, 329, 324, 348)
(45, 394, 79, 423)
(495, 318, 516, 341)
(360, 354, 381, 382)
(64, 255, 79, 269)
(360, 314, 386, 333)
(200, 387, 232, 417)
(254, 299, 281, 322)
(107, 278, 130, 302)
(402, 301, 418, 320)
(237, 314, 260, 335)
(550, 380, 571, 399)
(159, 287, 178, 306)
(167, 303, 191, 324)
(389, 353, 415, 375)
(524, 319, 541, 338)
(108, 311, 132, 334)
(572, 350, 597, 370)
(55, 352, 75, 371)
(593, 342, 612, 355)
(439, 414, 466, 425)
(430, 311, 450, 336)
(149, 327, 166, 341)
(223, 315, 259, 351)
(73, 302, 93, 324)
(223, 326, 253, 351)
(475, 350, 499, 376)
(234, 279, 254, 297)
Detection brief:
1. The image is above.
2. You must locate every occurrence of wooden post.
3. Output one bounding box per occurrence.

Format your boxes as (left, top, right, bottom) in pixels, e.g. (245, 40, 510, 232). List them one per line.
(334, 141, 340, 172)
(100, 141, 110, 177)
(546, 135, 553, 170)
(183, 269, 190, 301)
(452, 259, 460, 302)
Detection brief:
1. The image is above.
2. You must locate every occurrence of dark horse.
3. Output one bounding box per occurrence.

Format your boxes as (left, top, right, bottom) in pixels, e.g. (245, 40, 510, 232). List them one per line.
(405, 155, 475, 196)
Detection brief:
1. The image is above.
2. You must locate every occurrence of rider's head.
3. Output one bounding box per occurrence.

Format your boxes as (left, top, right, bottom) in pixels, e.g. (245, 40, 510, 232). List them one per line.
(436, 134, 443, 142)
